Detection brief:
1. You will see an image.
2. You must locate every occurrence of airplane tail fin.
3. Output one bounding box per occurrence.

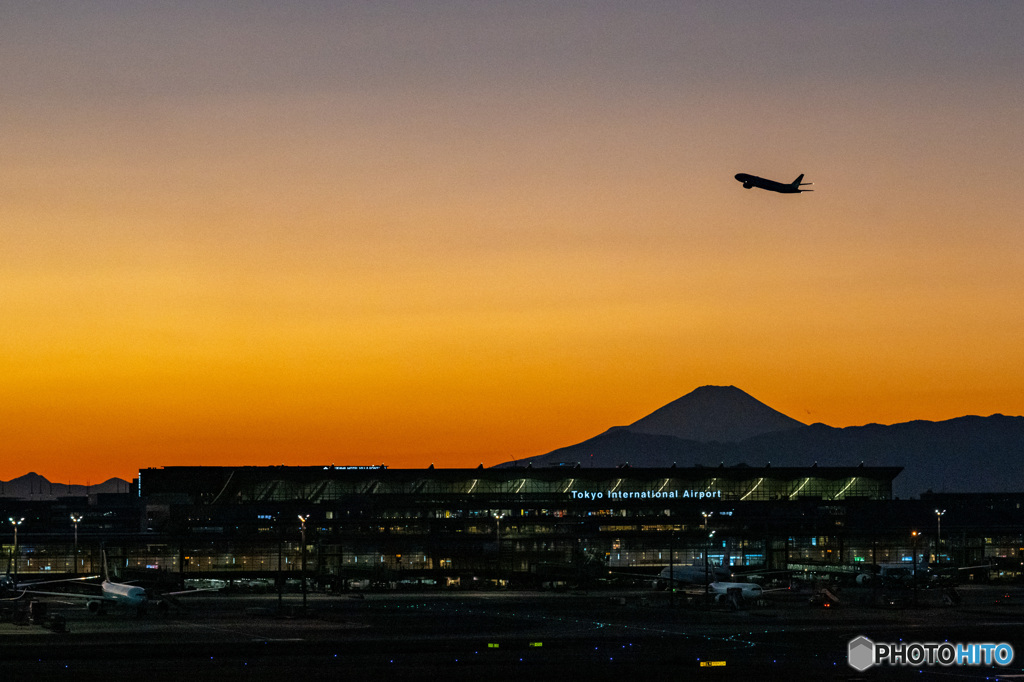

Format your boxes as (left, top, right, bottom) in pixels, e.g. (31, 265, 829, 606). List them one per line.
(102, 549, 110, 582)
(794, 174, 814, 192)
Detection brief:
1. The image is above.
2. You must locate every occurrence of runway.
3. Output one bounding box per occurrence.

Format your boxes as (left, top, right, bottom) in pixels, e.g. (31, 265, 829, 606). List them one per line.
(3, 585, 1024, 680)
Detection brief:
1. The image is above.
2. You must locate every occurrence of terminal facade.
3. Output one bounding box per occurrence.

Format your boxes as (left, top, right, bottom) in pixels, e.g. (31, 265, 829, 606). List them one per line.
(3, 465, 1024, 587)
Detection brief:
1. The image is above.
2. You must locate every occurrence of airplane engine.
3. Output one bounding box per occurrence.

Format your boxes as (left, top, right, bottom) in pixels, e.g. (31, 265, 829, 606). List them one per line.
(743, 182, 753, 189)
(87, 600, 103, 614)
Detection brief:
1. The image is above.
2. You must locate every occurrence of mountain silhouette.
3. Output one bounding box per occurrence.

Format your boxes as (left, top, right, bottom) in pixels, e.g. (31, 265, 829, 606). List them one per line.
(0, 473, 132, 500)
(625, 385, 805, 441)
(496, 387, 1024, 497)
(729, 415, 1024, 498)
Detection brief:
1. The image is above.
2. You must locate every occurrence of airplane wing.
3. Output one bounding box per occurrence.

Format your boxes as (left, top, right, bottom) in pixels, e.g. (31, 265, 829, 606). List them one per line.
(166, 587, 219, 596)
(19, 589, 113, 603)
(15, 575, 100, 589)
(152, 586, 220, 599)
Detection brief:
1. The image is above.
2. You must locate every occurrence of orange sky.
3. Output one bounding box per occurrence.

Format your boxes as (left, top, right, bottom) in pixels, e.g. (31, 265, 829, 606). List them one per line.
(3, 3, 1023, 483)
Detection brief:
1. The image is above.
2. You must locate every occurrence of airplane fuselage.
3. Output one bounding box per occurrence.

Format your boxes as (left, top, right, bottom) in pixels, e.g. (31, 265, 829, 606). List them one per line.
(708, 581, 764, 600)
(734, 172, 811, 194)
(101, 579, 148, 606)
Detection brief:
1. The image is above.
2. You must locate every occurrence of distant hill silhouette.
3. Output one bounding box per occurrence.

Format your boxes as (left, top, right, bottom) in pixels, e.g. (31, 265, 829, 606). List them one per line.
(731, 416, 1024, 498)
(496, 387, 1024, 497)
(0, 472, 132, 500)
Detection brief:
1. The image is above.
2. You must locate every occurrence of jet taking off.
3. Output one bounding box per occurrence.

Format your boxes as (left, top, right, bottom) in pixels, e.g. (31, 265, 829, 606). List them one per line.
(735, 172, 813, 193)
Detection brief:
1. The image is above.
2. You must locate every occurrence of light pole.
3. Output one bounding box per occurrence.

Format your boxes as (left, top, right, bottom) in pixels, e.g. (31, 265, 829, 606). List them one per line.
(934, 509, 945, 563)
(493, 512, 506, 582)
(70, 514, 83, 575)
(298, 515, 308, 610)
(668, 528, 675, 607)
(701, 512, 711, 606)
(9, 517, 24, 584)
(705, 530, 716, 608)
(911, 530, 919, 607)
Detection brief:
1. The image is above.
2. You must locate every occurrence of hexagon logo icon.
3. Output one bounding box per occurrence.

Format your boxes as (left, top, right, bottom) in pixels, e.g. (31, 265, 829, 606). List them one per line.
(848, 636, 875, 671)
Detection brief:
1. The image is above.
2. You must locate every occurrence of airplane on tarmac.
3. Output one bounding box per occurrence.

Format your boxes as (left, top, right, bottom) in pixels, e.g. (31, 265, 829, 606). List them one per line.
(656, 562, 733, 586)
(707, 580, 764, 602)
(653, 563, 767, 604)
(22, 551, 204, 614)
(734, 172, 813, 193)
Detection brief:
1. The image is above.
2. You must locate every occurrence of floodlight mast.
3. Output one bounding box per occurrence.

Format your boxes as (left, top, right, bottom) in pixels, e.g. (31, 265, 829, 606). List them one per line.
(70, 513, 83, 575)
(298, 515, 308, 610)
(9, 517, 24, 583)
(911, 530, 919, 606)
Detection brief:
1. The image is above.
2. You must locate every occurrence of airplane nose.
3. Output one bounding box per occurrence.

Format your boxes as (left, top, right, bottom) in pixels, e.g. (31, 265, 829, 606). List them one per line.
(734, 174, 744, 181)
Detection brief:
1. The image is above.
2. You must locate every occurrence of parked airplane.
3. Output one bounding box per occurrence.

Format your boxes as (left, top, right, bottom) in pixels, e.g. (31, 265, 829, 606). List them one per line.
(707, 580, 764, 602)
(23, 552, 202, 614)
(660, 561, 779, 606)
(734, 172, 813, 193)
(656, 563, 768, 604)
(656, 562, 733, 586)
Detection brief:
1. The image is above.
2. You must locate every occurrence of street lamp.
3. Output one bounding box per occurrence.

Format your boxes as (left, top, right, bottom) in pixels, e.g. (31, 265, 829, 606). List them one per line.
(493, 512, 506, 582)
(70, 514, 83, 575)
(9, 517, 24, 584)
(700, 511, 712, 604)
(298, 515, 308, 610)
(934, 509, 946, 563)
(911, 530, 919, 606)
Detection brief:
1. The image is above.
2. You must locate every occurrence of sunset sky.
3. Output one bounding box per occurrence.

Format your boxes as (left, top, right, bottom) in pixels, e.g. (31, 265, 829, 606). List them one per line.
(3, 2, 1023, 483)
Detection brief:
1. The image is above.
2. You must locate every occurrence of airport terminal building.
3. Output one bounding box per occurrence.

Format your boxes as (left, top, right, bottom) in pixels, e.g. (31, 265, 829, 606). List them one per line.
(5, 464, 1023, 587)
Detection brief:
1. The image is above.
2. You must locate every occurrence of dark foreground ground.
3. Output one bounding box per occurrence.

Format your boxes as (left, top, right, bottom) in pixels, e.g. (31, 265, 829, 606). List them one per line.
(2, 584, 1023, 681)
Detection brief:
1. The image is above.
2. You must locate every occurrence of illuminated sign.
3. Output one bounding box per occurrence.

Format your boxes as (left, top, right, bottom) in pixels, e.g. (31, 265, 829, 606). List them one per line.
(322, 465, 388, 470)
(569, 490, 722, 501)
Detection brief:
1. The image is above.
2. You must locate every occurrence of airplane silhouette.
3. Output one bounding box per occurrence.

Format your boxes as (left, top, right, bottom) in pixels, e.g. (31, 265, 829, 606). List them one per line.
(735, 172, 813, 193)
